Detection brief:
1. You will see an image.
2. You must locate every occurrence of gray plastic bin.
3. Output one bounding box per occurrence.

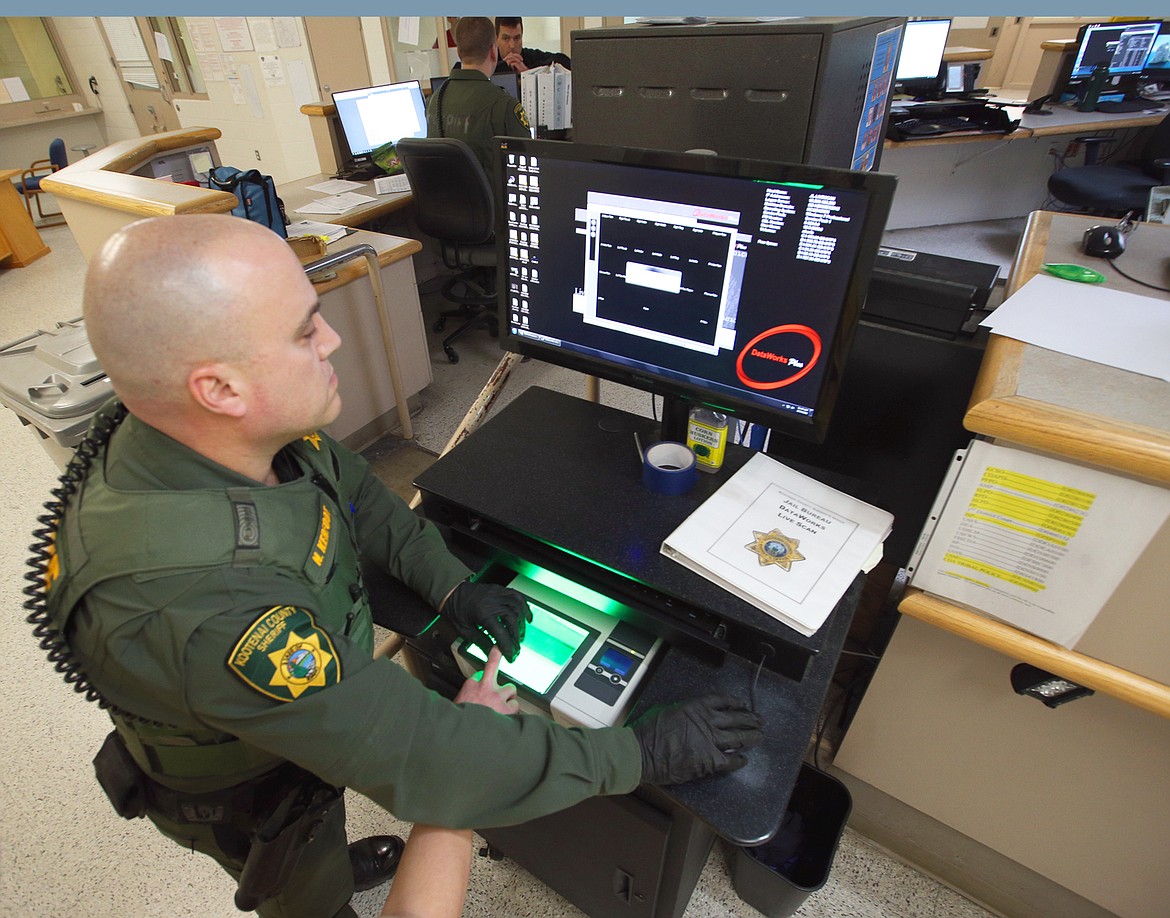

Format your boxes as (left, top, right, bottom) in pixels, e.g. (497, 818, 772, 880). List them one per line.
(731, 765, 852, 917)
(0, 320, 112, 470)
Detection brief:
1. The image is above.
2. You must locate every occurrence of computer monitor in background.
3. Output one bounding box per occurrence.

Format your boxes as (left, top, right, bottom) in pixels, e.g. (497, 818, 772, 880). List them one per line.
(495, 139, 896, 445)
(894, 19, 951, 96)
(490, 72, 521, 100)
(1069, 20, 1161, 80)
(331, 80, 427, 179)
(1142, 23, 1170, 79)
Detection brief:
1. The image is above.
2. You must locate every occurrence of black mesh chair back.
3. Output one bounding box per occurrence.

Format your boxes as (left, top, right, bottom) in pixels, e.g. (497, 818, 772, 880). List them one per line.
(397, 137, 494, 246)
(397, 137, 498, 363)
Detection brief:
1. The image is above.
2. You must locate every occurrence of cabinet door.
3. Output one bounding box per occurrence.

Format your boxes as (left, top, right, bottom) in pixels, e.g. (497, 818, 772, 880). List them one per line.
(482, 794, 671, 917)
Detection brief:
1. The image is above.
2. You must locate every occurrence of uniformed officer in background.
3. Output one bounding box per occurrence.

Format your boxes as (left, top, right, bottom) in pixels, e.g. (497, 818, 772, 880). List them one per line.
(426, 16, 531, 174)
(27, 214, 762, 917)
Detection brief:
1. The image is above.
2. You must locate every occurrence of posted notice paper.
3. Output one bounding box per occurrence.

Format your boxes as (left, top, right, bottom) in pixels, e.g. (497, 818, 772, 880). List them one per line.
(661, 452, 893, 637)
(910, 439, 1170, 648)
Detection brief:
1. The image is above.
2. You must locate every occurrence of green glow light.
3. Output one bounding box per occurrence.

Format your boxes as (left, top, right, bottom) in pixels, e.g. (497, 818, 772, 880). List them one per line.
(513, 559, 627, 617)
(465, 600, 590, 694)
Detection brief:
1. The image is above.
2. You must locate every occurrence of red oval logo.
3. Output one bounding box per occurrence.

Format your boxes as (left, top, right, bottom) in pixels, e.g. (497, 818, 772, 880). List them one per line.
(735, 325, 822, 390)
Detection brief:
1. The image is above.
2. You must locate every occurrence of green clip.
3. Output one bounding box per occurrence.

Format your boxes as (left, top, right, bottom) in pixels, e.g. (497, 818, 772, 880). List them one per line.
(1042, 263, 1106, 284)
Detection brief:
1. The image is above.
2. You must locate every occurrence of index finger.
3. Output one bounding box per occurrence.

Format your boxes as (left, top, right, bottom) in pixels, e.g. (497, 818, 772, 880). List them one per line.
(481, 646, 504, 688)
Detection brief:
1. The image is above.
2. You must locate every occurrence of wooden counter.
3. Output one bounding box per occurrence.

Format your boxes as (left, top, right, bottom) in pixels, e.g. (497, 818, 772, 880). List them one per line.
(0, 168, 50, 267)
(40, 126, 236, 261)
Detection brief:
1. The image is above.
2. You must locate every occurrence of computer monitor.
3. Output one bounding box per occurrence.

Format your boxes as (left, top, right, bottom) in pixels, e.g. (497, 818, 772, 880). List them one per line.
(495, 139, 896, 444)
(1142, 23, 1170, 78)
(331, 80, 427, 173)
(1068, 20, 1161, 80)
(894, 18, 951, 93)
(490, 72, 521, 100)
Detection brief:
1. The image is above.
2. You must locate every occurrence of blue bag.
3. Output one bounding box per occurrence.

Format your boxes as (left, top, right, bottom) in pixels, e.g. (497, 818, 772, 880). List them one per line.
(209, 166, 288, 238)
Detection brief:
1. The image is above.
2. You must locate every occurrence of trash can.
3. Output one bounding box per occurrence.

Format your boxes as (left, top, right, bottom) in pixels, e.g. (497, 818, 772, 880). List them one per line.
(0, 320, 112, 471)
(731, 764, 852, 917)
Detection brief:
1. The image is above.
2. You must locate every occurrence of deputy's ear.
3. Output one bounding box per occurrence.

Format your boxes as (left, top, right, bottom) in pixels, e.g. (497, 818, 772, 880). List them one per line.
(189, 364, 247, 418)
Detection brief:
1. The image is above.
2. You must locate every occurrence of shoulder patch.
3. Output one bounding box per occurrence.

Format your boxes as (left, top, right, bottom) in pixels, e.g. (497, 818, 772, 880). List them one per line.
(515, 102, 530, 130)
(227, 606, 341, 702)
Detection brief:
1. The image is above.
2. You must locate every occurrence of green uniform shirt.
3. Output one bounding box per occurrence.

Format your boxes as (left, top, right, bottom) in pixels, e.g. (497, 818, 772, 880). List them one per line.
(60, 414, 641, 829)
(426, 68, 531, 175)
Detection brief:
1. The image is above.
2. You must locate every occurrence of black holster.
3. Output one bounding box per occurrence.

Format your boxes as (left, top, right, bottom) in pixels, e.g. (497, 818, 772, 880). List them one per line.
(233, 779, 343, 912)
(93, 730, 149, 819)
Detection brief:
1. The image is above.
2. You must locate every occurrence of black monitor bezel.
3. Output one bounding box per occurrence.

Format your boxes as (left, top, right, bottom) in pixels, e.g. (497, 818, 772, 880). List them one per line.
(330, 79, 426, 165)
(493, 138, 897, 445)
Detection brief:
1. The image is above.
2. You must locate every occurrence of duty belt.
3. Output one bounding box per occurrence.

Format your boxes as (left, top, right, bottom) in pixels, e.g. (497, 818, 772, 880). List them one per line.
(147, 761, 311, 826)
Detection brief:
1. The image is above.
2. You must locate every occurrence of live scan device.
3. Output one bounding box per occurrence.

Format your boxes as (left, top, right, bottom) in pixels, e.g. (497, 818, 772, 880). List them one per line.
(453, 573, 662, 729)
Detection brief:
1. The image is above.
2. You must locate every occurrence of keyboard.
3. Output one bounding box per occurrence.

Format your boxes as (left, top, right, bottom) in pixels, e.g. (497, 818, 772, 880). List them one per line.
(374, 173, 411, 194)
(897, 117, 986, 137)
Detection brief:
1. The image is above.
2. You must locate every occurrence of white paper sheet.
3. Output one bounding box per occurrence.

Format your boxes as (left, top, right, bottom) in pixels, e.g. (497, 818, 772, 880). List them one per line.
(980, 274, 1170, 382)
(910, 439, 1170, 648)
(307, 179, 365, 194)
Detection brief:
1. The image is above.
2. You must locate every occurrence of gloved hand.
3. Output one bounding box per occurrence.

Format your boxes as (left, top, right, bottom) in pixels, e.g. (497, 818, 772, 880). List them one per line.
(631, 694, 764, 786)
(442, 580, 533, 663)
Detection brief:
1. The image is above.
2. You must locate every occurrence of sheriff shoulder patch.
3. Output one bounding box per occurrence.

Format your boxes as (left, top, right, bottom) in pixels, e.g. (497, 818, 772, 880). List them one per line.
(515, 103, 530, 130)
(227, 606, 341, 702)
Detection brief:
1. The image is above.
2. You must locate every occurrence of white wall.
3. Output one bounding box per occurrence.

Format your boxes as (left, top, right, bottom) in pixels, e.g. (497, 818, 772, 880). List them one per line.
(169, 17, 322, 184)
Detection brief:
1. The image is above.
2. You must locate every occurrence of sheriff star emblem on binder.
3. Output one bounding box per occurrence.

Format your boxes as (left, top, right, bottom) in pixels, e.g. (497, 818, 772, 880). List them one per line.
(746, 529, 806, 570)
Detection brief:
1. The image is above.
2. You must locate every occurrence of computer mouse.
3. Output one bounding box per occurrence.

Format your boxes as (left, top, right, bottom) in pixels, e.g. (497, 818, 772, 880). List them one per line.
(1083, 224, 1125, 258)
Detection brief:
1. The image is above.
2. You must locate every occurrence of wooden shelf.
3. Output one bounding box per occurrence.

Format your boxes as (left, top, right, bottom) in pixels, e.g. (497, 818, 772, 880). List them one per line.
(899, 588, 1170, 719)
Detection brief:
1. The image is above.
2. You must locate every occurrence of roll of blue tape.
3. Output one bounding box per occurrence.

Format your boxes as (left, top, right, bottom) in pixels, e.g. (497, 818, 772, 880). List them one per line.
(642, 441, 698, 495)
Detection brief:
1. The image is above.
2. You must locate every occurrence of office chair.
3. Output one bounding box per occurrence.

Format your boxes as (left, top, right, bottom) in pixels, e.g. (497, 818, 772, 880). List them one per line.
(1047, 111, 1170, 216)
(18, 138, 69, 227)
(396, 137, 497, 364)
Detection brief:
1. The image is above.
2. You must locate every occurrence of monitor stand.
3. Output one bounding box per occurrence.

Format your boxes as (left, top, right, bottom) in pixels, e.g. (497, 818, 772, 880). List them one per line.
(338, 163, 383, 182)
(659, 394, 692, 444)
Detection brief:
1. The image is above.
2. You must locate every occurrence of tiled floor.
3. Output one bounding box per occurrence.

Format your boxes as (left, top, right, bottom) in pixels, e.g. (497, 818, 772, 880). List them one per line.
(0, 222, 1010, 917)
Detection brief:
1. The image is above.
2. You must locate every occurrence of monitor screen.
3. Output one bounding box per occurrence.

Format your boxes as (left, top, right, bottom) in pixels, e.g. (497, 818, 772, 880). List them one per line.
(496, 139, 896, 444)
(895, 19, 951, 82)
(1143, 24, 1170, 75)
(331, 80, 427, 164)
(490, 72, 521, 100)
(1069, 20, 1162, 79)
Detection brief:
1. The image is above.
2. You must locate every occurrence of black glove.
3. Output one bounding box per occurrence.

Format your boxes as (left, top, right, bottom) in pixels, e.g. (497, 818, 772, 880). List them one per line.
(442, 580, 533, 662)
(631, 694, 764, 786)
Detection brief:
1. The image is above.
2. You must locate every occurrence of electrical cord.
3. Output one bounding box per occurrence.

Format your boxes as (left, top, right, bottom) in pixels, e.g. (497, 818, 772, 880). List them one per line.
(1106, 255, 1170, 292)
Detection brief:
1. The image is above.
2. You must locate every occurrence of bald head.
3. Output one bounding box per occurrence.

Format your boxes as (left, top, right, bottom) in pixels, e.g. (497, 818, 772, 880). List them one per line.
(83, 215, 305, 410)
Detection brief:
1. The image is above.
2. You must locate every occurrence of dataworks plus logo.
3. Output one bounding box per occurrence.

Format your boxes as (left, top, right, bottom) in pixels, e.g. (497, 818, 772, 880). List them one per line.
(735, 325, 822, 389)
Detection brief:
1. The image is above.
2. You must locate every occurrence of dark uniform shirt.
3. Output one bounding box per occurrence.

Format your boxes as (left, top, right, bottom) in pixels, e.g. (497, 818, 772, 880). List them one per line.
(426, 68, 531, 175)
(494, 47, 571, 74)
(64, 414, 641, 829)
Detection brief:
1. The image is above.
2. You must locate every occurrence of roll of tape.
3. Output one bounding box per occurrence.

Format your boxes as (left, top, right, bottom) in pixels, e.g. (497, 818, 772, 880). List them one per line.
(642, 441, 698, 495)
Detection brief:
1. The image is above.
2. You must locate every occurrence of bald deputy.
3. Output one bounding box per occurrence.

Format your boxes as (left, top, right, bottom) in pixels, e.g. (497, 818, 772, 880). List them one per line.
(426, 15, 531, 174)
(30, 214, 763, 917)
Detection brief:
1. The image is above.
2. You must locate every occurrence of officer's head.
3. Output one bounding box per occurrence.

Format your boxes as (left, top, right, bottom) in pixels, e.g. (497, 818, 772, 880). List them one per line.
(496, 17, 523, 58)
(83, 215, 343, 453)
(456, 17, 497, 70)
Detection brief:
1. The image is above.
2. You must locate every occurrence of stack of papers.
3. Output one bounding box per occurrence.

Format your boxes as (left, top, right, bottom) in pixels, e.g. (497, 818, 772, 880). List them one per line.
(285, 220, 349, 244)
(661, 452, 893, 637)
(295, 192, 377, 216)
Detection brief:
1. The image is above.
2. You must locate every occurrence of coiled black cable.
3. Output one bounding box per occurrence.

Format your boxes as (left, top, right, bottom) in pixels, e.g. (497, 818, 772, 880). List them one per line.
(21, 402, 163, 723)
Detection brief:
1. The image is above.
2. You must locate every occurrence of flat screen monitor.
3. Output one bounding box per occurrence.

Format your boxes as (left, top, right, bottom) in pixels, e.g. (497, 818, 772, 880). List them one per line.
(331, 80, 427, 168)
(1069, 20, 1161, 79)
(895, 19, 951, 83)
(495, 139, 896, 444)
(1142, 23, 1170, 76)
(490, 72, 521, 100)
